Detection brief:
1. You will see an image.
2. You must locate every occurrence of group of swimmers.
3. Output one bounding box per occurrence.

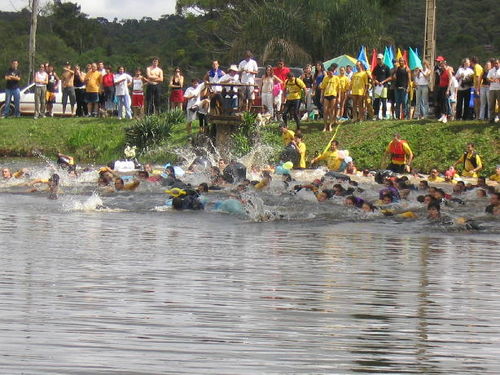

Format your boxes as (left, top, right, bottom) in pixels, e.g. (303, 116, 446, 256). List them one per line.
(1, 148, 499, 226)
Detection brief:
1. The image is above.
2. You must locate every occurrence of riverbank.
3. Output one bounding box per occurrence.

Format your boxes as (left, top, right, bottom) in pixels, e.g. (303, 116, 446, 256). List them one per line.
(0, 116, 498, 174)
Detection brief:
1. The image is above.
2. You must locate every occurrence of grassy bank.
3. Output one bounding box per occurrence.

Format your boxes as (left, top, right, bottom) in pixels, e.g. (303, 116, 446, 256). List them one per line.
(0, 116, 498, 175)
(268, 119, 499, 174)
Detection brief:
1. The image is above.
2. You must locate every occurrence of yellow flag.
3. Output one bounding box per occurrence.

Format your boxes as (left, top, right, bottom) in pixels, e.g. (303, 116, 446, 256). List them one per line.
(396, 48, 402, 60)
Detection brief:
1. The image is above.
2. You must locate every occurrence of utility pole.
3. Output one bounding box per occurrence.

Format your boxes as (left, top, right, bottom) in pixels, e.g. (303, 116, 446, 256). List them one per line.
(28, 0, 39, 84)
(423, 0, 436, 90)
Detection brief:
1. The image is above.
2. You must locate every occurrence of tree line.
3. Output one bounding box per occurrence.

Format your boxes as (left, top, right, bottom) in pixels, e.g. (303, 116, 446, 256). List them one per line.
(0, 0, 497, 87)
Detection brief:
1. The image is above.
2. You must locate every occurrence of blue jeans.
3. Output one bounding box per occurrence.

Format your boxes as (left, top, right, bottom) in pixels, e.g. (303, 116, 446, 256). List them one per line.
(394, 88, 408, 119)
(3, 88, 20, 116)
(116, 95, 132, 119)
(415, 85, 429, 118)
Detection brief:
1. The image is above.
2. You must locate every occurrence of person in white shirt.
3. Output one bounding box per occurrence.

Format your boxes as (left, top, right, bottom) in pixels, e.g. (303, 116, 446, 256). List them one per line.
(413, 60, 431, 119)
(487, 58, 500, 123)
(34, 64, 48, 119)
(238, 50, 258, 111)
(219, 65, 240, 112)
(114, 66, 133, 119)
(184, 79, 205, 134)
(448, 69, 459, 121)
(132, 68, 147, 118)
(454, 58, 474, 120)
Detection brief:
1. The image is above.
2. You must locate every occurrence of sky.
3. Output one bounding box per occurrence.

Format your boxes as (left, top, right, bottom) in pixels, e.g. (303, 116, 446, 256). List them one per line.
(0, 0, 177, 20)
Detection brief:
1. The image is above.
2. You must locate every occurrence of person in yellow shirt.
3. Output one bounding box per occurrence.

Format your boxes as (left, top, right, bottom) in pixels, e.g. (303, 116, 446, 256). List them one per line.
(320, 63, 339, 132)
(338, 66, 350, 120)
(279, 125, 295, 146)
(384, 133, 413, 173)
(282, 71, 306, 129)
(84, 62, 102, 117)
(489, 165, 500, 182)
(291, 133, 306, 169)
(427, 169, 445, 182)
(453, 143, 483, 177)
(471, 56, 483, 118)
(310, 140, 344, 171)
(350, 60, 369, 122)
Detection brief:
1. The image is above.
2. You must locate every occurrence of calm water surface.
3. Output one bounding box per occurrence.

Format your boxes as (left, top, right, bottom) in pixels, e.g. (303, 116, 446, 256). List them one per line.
(0, 191, 499, 374)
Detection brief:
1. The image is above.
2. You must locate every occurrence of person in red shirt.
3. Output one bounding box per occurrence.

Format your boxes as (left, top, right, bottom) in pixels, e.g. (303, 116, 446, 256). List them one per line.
(101, 66, 115, 115)
(273, 59, 290, 111)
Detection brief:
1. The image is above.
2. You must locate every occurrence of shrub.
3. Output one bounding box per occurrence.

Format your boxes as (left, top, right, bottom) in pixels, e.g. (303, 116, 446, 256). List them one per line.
(125, 109, 185, 154)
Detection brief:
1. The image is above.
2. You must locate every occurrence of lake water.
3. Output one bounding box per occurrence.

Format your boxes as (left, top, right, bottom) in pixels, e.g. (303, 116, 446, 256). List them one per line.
(0, 163, 499, 374)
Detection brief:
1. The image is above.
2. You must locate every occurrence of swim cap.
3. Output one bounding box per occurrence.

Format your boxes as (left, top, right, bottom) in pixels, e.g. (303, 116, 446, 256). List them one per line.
(164, 188, 186, 197)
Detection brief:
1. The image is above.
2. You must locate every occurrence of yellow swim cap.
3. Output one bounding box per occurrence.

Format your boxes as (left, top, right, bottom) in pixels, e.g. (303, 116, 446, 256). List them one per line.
(398, 211, 417, 219)
(164, 188, 186, 197)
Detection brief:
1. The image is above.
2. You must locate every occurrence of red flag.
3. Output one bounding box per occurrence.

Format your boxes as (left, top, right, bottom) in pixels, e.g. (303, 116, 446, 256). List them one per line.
(402, 49, 409, 67)
(370, 48, 377, 72)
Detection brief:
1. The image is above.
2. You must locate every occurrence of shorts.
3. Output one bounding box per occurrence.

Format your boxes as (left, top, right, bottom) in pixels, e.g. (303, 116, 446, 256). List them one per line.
(239, 85, 255, 101)
(374, 87, 388, 99)
(170, 89, 184, 103)
(45, 91, 56, 103)
(132, 93, 144, 107)
(85, 92, 99, 103)
(186, 107, 197, 122)
(324, 95, 336, 101)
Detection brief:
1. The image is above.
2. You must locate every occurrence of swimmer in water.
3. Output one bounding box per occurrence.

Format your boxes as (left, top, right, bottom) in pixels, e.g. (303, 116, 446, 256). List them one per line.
(26, 173, 60, 199)
(344, 195, 364, 208)
(427, 202, 441, 219)
(47, 173, 60, 199)
(113, 177, 140, 192)
(2, 168, 12, 179)
(56, 152, 76, 174)
(254, 171, 272, 190)
(361, 202, 376, 212)
(485, 192, 500, 214)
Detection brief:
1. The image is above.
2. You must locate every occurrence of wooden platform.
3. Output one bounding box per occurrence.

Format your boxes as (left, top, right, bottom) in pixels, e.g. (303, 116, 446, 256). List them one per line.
(206, 114, 244, 156)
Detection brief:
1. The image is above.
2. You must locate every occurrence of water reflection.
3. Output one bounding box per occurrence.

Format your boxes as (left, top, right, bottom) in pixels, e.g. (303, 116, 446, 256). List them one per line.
(0, 194, 499, 374)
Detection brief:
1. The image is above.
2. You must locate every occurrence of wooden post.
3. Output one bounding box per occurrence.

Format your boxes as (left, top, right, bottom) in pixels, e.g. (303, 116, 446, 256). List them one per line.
(28, 0, 39, 84)
(423, 0, 436, 90)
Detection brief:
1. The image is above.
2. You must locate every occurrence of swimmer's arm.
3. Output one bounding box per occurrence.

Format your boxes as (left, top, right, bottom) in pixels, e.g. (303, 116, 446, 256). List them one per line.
(124, 180, 140, 191)
(25, 178, 48, 186)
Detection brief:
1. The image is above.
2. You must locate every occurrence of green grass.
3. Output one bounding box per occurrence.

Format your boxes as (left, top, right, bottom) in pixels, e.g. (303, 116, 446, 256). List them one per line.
(0, 116, 498, 175)
(260, 119, 499, 175)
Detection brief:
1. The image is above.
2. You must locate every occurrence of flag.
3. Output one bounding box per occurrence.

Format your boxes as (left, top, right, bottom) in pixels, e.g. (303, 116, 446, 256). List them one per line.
(402, 49, 408, 66)
(356, 46, 370, 70)
(408, 47, 422, 70)
(383, 46, 393, 69)
(370, 48, 378, 72)
(389, 46, 395, 62)
(396, 48, 402, 60)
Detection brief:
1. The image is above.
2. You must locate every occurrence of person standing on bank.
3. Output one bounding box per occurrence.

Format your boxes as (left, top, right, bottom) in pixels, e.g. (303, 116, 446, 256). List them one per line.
(169, 67, 184, 110)
(34, 64, 48, 119)
(384, 133, 413, 174)
(146, 57, 164, 115)
(2, 60, 21, 118)
(372, 53, 391, 120)
(392, 58, 411, 120)
(454, 58, 474, 120)
(413, 60, 431, 119)
(238, 50, 258, 112)
(61, 62, 76, 116)
(453, 143, 483, 178)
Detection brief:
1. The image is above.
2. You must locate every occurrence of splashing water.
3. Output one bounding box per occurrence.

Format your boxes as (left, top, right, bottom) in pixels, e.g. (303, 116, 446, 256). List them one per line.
(62, 192, 109, 212)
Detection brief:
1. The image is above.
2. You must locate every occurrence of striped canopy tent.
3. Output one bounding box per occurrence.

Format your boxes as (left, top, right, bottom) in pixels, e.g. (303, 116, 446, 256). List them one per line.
(323, 54, 357, 70)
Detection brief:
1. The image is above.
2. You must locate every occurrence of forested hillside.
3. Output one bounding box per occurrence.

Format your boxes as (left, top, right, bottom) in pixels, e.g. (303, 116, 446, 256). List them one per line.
(0, 0, 497, 85)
